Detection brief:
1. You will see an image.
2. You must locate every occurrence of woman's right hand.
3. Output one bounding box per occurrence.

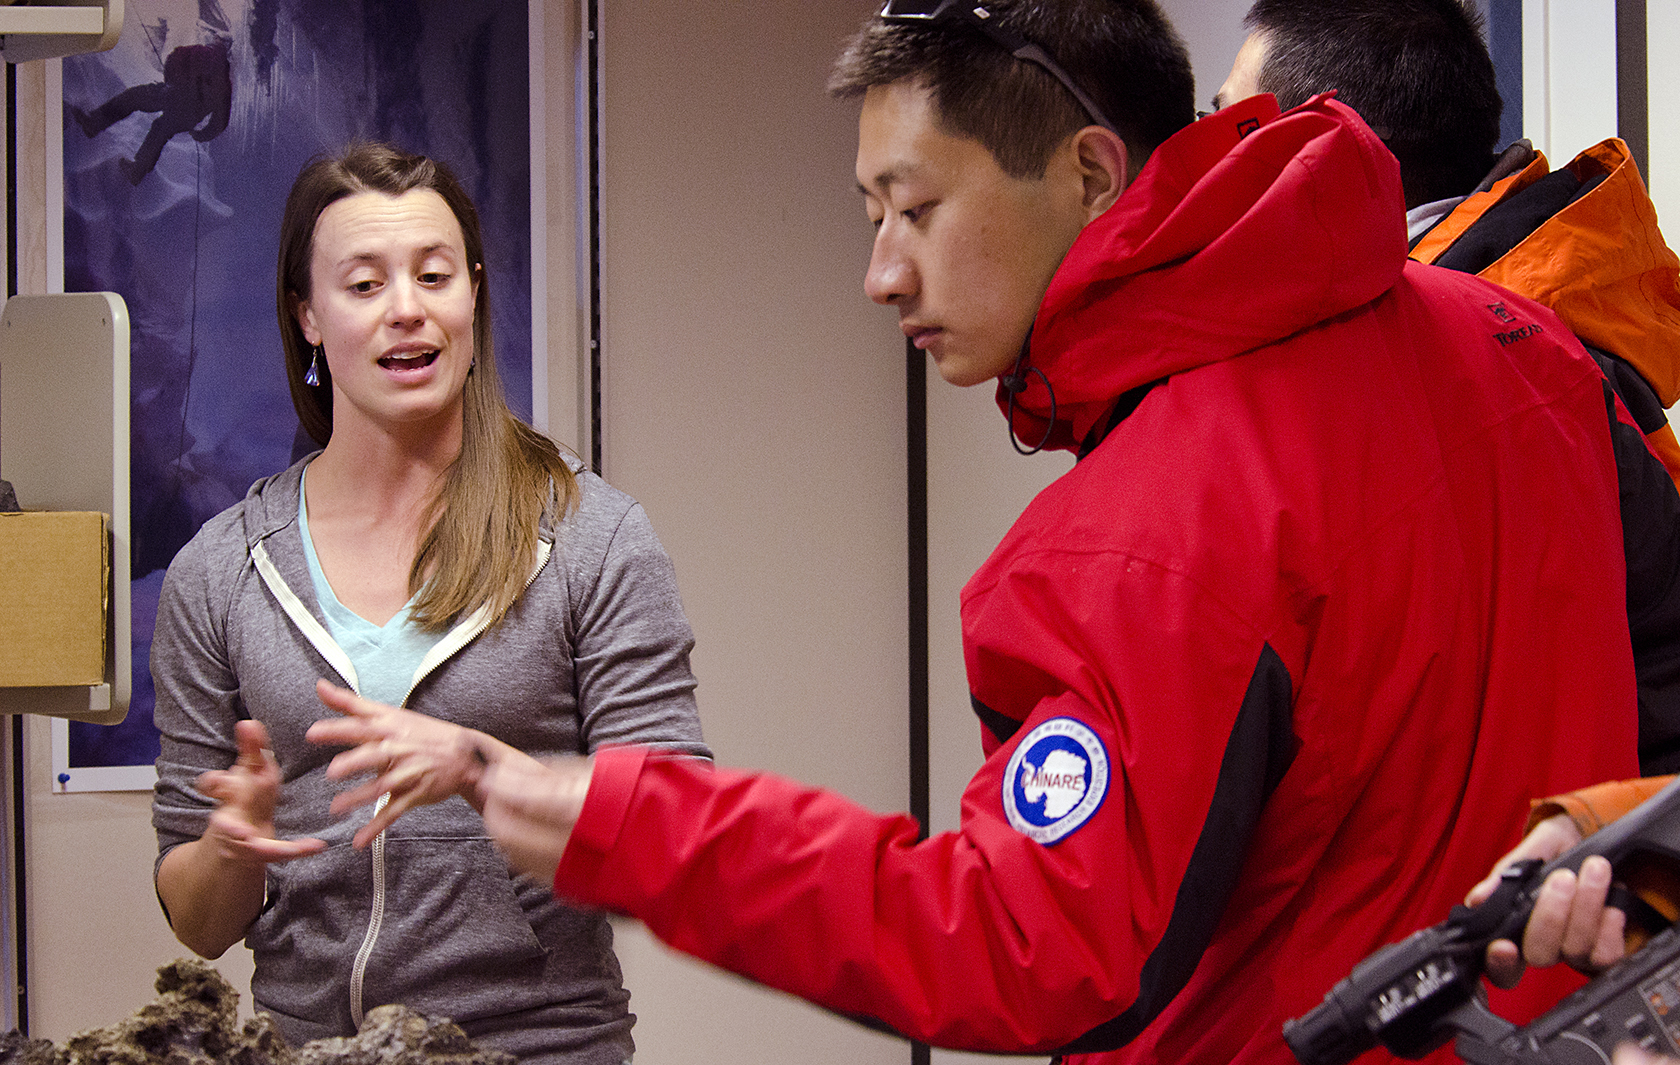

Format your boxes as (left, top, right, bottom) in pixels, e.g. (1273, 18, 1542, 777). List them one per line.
(157, 718, 324, 959)
(195, 719, 326, 866)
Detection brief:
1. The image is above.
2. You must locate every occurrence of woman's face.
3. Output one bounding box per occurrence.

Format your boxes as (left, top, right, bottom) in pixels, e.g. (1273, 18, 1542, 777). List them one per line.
(295, 188, 479, 445)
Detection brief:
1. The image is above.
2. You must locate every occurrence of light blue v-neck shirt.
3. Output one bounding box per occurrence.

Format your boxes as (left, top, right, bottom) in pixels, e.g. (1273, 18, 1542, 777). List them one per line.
(298, 466, 445, 706)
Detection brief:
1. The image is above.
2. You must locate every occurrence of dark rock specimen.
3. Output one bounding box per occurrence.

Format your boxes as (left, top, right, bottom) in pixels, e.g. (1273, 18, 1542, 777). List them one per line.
(0, 1029, 62, 1065)
(293, 1007, 512, 1065)
(0, 961, 512, 1065)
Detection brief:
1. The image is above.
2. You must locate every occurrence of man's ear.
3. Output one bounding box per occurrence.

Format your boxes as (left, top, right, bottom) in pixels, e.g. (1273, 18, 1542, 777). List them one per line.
(1071, 126, 1129, 220)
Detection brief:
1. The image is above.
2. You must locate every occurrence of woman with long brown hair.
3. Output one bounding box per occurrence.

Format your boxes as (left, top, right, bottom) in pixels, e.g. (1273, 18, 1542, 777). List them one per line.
(149, 142, 707, 1065)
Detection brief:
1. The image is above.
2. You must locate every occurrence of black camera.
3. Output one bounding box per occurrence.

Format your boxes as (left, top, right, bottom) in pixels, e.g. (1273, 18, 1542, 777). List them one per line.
(1284, 777, 1680, 1065)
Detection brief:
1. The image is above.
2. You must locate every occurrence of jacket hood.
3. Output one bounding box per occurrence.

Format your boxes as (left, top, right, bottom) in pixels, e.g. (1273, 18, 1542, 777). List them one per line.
(239, 456, 309, 548)
(1412, 137, 1680, 407)
(1003, 94, 1409, 451)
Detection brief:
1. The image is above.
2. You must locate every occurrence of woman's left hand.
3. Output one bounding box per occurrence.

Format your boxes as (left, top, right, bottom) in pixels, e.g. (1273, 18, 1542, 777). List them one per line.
(307, 679, 512, 848)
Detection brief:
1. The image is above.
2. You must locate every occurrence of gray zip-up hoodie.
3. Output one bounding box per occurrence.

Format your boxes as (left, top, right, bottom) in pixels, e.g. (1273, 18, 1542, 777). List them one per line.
(151, 456, 709, 1065)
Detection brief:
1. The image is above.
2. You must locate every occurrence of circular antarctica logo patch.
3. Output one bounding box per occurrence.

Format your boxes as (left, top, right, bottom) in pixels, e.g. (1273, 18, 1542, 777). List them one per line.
(1003, 717, 1110, 844)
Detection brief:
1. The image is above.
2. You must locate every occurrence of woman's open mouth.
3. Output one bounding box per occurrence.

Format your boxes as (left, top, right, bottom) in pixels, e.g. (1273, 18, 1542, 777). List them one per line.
(378, 349, 440, 371)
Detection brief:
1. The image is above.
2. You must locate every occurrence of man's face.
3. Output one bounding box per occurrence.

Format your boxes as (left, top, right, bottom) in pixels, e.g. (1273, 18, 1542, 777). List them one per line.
(1214, 31, 1269, 112)
(855, 80, 1091, 387)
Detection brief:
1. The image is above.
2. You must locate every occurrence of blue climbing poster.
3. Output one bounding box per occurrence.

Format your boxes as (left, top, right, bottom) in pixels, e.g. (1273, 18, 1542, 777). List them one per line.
(58, 0, 535, 780)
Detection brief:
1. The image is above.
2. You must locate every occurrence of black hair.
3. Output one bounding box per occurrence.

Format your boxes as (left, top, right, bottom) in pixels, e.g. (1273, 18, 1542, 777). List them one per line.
(1245, 0, 1502, 206)
(829, 0, 1194, 181)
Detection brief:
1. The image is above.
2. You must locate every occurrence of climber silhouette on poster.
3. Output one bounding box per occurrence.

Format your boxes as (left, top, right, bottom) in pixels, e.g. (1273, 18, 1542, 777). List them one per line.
(72, 39, 231, 184)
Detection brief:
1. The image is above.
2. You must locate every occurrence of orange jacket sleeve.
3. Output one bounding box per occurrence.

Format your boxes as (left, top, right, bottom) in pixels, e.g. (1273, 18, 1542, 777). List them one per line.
(1527, 776, 1676, 836)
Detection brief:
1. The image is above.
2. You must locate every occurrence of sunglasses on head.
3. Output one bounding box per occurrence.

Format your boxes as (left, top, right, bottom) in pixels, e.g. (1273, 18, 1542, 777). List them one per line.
(877, 0, 1121, 137)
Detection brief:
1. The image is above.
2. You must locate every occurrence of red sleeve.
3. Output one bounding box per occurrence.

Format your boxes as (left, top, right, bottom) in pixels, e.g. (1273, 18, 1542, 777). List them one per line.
(558, 744, 650, 887)
(553, 696, 1168, 1054)
(551, 522, 1301, 1056)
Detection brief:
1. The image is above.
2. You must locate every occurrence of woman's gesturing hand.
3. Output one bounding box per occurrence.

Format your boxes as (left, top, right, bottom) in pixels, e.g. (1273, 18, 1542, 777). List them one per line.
(307, 679, 515, 848)
(196, 718, 326, 865)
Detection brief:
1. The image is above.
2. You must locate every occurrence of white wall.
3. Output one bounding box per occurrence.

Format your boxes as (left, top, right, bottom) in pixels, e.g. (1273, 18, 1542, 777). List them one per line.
(1653, 0, 1680, 444)
(1163, 0, 1262, 115)
(1521, 0, 1618, 164)
(1649, 5, 1680, 245)
(592, 0, 911, 1060)
(1516, 0, 1680, 434)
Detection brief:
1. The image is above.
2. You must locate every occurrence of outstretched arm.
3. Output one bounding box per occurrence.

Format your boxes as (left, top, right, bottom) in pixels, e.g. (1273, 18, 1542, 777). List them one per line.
(155, 719, 325, 958)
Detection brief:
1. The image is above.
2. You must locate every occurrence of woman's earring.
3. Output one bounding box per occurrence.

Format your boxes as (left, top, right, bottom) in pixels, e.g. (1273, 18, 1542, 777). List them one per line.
(304, 346, 323, 387)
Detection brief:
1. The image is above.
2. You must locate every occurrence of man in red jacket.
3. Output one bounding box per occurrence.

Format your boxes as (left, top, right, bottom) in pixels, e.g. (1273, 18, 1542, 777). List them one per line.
(311, 2, 1644, 1062)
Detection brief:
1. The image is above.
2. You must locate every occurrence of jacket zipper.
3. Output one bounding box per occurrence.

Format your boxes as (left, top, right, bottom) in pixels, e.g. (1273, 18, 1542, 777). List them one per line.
(332, 540, 554, 1028)
(348, 793, 389, 1027)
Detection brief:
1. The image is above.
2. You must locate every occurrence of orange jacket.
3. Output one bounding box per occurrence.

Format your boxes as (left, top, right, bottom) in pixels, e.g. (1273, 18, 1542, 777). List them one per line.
(1413, 138, 1680, 488)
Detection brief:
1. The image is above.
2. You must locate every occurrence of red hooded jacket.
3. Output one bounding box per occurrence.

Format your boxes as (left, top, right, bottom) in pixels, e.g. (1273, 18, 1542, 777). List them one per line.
(553, 96, 1641, 1065)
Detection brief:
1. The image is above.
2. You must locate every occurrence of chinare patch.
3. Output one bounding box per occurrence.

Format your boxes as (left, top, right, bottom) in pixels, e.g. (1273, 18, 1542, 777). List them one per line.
(1003, 717, 1110, 844)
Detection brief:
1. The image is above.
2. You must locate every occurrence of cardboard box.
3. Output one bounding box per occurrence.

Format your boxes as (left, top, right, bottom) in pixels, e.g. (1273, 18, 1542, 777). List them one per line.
(0, 510, 108, 687)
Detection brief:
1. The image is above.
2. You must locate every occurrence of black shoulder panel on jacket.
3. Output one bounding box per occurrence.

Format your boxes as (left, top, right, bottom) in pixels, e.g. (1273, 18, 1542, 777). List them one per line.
(1586, 342, 1670, 435)
(1056, 643, 1298, 1054)
(971, 695, 1024, 746)
(1606, 379, 1680, 774)
(1078, 378, 1166, 460)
